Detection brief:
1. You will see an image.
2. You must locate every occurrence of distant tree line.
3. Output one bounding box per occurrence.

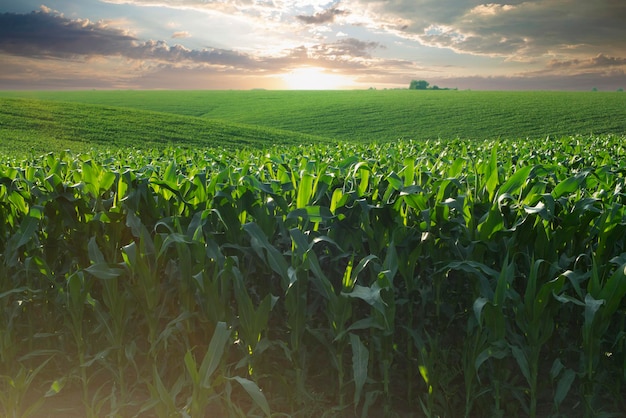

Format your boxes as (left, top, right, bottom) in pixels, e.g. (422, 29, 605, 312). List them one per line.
(409, 79, 456, 90)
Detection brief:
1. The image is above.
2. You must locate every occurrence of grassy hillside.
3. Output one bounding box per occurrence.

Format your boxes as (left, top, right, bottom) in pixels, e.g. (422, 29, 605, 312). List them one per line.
(2, 90, 625, 143)
(0, 97, 331, 155)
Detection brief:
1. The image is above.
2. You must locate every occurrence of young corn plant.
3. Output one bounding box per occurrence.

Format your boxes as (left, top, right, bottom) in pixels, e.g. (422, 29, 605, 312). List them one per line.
(290, 226, 369, 413)
(463, 257, 516, 417)
(183, 321, 231, 417)
(183, 321, 271, 417)
(64, 270, 96, 406)
(0, 358, 52, 418)
(232, 262, 277, 378)
(85, 237, 132, 402)
(510, 259, 565, 418)
(580, 258, 626, 417)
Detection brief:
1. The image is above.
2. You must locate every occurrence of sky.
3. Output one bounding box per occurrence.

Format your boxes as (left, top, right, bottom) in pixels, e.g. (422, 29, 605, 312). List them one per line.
(0, 1, 625, 90)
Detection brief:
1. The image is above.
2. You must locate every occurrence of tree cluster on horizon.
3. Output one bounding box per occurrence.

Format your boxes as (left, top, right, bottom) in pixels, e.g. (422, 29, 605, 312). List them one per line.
(409, 79, 456, 90)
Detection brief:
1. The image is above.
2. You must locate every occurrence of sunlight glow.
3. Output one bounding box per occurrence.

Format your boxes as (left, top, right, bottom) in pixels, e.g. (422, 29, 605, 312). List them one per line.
(281, 67, 354, 90)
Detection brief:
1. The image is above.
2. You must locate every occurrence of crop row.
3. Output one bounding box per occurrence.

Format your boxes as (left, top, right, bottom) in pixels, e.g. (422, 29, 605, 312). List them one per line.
(1, 135, 625, 417)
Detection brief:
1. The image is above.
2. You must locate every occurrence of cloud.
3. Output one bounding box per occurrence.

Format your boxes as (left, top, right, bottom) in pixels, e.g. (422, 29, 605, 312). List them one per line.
(171, 31, 191, 39)
(547, 54, 626, 70)
(101, 0, 246, 10)
(0, 53, 149, 89)
(317, 38, 382, 59)
(266, 38, 386, 71)
(345, 0, 626, 60)
(100, 0, 285, 20)
(0, 8, 255, 69)
(431, 71, 626, 91)
(0, 7, 136, 59)
(0, 7, 410, 89)
(296, 5, 349, 24)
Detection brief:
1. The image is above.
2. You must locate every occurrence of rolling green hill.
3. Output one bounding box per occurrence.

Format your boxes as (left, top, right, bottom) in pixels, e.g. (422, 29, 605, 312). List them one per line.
(1, 90, 625, 146)
(0, 97, 331, 155)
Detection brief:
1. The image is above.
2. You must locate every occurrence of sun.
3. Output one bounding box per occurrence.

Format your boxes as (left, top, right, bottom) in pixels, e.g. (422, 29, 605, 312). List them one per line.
(281, 67, 354, 90)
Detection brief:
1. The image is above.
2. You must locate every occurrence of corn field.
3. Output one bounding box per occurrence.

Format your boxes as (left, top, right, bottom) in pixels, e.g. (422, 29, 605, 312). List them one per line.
(1, 135, 626, 417)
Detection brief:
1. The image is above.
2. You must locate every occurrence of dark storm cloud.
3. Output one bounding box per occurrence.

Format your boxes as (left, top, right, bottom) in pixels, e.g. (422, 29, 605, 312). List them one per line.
(296, 5, 349, 25)
(0, 8, 256, 68)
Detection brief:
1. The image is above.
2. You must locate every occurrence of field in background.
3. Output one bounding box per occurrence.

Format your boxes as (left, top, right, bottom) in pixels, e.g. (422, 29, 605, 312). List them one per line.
(0, 96, 330, 156)
(1, 91, 626, 417)
(1, 90, 625, 154)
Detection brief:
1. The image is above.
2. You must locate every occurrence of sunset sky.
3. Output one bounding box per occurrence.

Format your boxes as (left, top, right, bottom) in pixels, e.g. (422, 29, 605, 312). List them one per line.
(1, 1, 625, 90)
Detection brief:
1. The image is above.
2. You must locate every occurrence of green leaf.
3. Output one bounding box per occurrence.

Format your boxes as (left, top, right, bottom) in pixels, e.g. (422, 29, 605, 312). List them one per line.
(334, 317, 385, 342)
(296, 172, 314, 208)
(478, 204, 504, 240)
(351, 255, 379, 285)
(45, 378, 67, 397)
(228, 376, 271, 417)
(523, 201, 545, 214)
(350, 333, 369, 408)
(87, 237, 105, 264)
(498, 165, 533, 196)
(448, 157, 465, 177)
(184, 350, 199, 386)
(444, 260, 498, 300)
(386, 172, 403, 191)
(381, 243, 398, 285)
(402, 158, 414, 188)
(343, 284, 385, 313)
(357, 165, 370, 196)
(552, 173, 586, 199)
(583, 293, 605, 328)
(554, 368, 576, 408)
(494, 258, 513, 306)
(597, 263, 626, 317)
(0, 286, 30, 300)
(510, 345, 530, 386)
(523, 259, 542, 315)
(485, 145, 499, 201)
(289, 228, 336, 301)
(342, 257, 355, 292)
(8, 191, 28, 214)
(67, 272, 84, 309)
(85, 263, 124, 280)
(550, 358, 565, 380)
(473, 297, 489, 324)
(287, 205, 335, 223)
(200, 321, 231, 388)
(330, 188, 346, 213)
(244, 222, 289, 283)
(15, 215, 39, 249)
(533, 275, 565, 321)
(475, 343, 508, 372)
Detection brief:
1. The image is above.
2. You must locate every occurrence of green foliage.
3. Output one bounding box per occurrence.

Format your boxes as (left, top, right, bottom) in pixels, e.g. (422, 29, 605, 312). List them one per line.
(1, 134, 626, 416)
(409, 79, 430, 90)
(0, 96, 331, 155)
(2, 91, 626, 154)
